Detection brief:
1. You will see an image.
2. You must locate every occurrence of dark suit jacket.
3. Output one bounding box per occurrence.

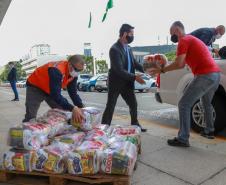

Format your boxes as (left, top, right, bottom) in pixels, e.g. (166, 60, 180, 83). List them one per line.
(7, 67, 17, 82)
(108, 40, 144, 90)
(108, 40, 144, 89)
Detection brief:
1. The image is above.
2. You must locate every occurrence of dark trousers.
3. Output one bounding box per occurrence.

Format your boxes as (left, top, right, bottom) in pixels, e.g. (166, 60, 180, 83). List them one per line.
(23, 85, 62, 122)
(10, 81, 19, 99)
(101, 85, 138, 125)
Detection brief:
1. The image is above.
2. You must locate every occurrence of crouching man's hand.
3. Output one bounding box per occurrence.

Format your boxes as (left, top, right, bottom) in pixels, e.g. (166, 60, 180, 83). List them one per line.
(72, 106, 84, 124)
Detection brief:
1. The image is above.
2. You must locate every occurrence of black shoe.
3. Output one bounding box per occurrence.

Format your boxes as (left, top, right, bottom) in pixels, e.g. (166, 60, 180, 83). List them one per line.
(200, 131, 215, 139)
(11, 98, 19, 101)
(131, 123, 147, 132)
(167, 137, 190, 147)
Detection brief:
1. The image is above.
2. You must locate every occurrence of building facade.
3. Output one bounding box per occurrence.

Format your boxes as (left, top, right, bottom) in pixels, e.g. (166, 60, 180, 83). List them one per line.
(84, 43, 92, 57)
(21, 44, 67, 77)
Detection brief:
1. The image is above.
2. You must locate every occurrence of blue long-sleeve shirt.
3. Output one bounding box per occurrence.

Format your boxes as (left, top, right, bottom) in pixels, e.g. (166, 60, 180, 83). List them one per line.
(190, 28, 216, 47)
(48, 67, 83, 111)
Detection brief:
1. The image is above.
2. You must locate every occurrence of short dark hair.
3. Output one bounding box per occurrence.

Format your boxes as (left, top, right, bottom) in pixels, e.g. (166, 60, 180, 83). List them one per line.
(119, 24, 134, 37)
(68, 55, 85, 65)
(172, 21, 185, 30)
(8, 62, 14, 65)
(218, 46, 226, 59)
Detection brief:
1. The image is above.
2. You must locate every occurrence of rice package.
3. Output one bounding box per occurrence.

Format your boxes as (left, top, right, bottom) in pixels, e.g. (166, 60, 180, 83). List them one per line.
(71, 107, 102, 131)
(3, 150, 33, 172)
(67, 150, 99, 175)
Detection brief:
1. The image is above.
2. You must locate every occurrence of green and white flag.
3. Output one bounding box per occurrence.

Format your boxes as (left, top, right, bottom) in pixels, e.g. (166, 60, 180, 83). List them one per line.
(102, 0, 113, 22)
(88, 12, 92, 28)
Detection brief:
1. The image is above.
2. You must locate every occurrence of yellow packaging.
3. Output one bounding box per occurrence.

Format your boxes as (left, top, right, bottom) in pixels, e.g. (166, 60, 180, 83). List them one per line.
(44, 153, 58, 172)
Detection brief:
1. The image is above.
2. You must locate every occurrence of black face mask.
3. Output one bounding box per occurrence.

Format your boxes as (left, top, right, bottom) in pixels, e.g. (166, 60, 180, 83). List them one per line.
(126, 35, 134, 44)
(72, 65, 82, 72)
(171, 34, 178, 43)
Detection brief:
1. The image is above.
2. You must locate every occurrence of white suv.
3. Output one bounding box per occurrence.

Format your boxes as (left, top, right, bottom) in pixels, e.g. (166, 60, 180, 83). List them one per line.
(155, 59, 226, 133)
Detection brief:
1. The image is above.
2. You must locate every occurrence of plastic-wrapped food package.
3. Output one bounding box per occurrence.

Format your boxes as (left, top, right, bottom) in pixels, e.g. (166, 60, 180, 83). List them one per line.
(67, 150, 99, 175)
(76, 140, 107, 151)
(108, 135, 140, 149)
(36, 116, 67, 138)
(45, 109, 72, 121)
(71, 107, 102, 131)
(47, 120, 66, 138)
(100, 141, 137, 175)
(42, 142, 72, 173)
(110, 126, 141, 152)
(8, 126, 49, 150)
(143, 54, 167, 71)
(54, 132, 86, 146)
(93, 124, 109, 132)
(31, 149, 48, 171)
(3, 150, 33, 172)
(85, 129, 108, 143)
(23, 122, 51, 135)
(111, 125, 141, 136)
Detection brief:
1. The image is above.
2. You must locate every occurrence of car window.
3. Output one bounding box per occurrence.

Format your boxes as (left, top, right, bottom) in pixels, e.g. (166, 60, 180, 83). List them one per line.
(80, 75, 92, 79)
(142, 76, 149, 80)
(90, 76, 98, 81)
(98, 75, 107, 80)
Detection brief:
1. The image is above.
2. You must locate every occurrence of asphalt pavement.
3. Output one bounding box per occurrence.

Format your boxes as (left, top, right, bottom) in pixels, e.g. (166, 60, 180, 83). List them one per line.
(0, 87, 226, 185)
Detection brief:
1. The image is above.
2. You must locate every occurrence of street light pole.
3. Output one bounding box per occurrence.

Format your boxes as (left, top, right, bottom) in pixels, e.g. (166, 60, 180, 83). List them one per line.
(93, 57, 96, 76)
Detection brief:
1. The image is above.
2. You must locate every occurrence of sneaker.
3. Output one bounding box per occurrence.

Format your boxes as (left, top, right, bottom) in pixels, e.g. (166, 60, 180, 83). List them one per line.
(167, 137, 190, 147)
(200, 131, 215, 139)
(11, 98, 19, 101)
(131, 123, 147, 132)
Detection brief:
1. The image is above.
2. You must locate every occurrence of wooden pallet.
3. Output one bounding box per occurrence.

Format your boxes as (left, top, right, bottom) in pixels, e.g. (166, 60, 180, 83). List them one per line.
(0, 170, 131, 185)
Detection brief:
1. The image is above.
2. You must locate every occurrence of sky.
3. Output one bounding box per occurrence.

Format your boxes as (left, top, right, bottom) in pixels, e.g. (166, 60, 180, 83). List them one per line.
(0, 0, 226, 65)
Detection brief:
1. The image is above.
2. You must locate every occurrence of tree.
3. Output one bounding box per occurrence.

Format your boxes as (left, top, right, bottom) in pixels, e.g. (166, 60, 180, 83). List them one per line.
(165, 51, 176, 62)
(83, 56, 94, 74)
(0, 60, 26, 82)
(96, 60, 108, 74)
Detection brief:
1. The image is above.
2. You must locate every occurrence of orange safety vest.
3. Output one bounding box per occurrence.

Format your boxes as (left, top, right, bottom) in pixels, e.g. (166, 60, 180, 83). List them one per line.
(28, 60, 74, 94)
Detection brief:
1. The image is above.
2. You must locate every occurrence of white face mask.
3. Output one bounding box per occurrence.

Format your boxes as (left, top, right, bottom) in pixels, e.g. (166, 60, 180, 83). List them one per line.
(216, 34, 222, 39)
(69, 69, 79, 78)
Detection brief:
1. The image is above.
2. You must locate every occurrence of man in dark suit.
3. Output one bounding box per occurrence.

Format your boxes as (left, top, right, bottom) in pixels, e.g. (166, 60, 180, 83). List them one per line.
(101, 23, 147, 132)
(7, 62, 19, 101)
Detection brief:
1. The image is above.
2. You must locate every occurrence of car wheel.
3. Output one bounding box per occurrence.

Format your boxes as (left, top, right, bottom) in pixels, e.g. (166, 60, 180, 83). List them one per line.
(89, 85, 95, 92)
(151, 82, 156, 87)
(191, 95, 226, 133)
(97, 89, 103, 92)
(138, 89, 144, 93)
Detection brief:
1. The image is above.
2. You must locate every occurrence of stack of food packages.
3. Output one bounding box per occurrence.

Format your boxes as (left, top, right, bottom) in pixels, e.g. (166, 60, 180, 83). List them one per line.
(2, 107, 141, 176)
